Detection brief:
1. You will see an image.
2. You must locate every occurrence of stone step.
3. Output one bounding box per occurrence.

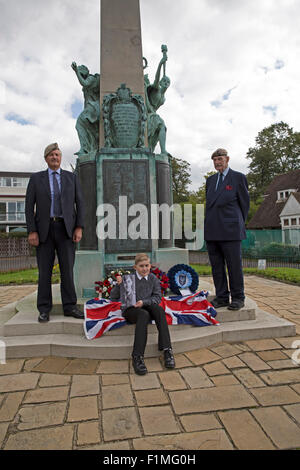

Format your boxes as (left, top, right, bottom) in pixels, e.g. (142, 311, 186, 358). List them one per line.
(1, 298, 257, 338)
(1, 283, 257, 338)
(1, 308, 296, 360)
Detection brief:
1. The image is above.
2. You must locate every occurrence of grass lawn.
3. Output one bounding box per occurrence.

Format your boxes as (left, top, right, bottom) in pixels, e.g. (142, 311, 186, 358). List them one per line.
(0, 267, 60, 285)
(191, 264, 300, 286)
(0, 265, 299, 286)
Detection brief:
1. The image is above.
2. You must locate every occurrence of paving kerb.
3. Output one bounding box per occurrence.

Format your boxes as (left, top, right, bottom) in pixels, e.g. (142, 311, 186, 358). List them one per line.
(0, 276, 299, 450)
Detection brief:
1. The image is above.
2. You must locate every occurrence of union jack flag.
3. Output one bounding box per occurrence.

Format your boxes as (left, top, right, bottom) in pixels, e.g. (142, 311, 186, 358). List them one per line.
(84, 291, 219, 340)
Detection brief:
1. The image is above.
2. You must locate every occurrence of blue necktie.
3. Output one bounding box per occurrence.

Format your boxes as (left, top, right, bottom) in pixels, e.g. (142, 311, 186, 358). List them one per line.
(215, 172, 223, 192)
(53, 172, 62, 216)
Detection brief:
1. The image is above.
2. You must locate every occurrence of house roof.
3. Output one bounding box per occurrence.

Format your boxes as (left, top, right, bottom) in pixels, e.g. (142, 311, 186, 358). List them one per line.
(247, 169, 300, 229)
(293, 192, 300, 204)
(0, 171, 32, 178)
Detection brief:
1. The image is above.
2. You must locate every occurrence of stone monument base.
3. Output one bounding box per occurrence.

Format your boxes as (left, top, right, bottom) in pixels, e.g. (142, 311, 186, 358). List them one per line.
(154, 247, 189, 272)
(0, 281, 296, 359)
(74, 250, 104, 298)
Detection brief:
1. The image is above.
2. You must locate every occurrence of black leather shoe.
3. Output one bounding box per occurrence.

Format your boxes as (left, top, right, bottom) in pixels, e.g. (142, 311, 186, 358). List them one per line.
(64, 306, 84, 319)
(211, 298, 230, 308)
(228, 300, 245, 310)
(164, 348, 175, 369)
(38, 312, 49, 323)
(132, 355, 148, 375)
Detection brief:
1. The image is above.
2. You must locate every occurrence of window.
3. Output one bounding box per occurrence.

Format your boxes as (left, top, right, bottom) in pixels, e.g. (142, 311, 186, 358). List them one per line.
(0, 176, 29, 187)
(17, 201, 25, 221)
(0, 202, 5, 221)
(277, 189, 297, 202)
(0, 201, 25, 222)
(283, 219, 289, 226)
(291, 218, 297, 226)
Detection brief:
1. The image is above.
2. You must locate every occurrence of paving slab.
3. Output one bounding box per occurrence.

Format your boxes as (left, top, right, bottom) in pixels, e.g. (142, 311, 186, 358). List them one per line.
(139, 405, 180, 435)
(218, 409, 275, 450)
(250, 385, 300, 406)
(133, 430, 234, 450)
(4, 425, 74, 450)
(170, 384, 258, 414)
(0, 373, 39, 393)
(17, 402, 67, 430)
(102, 407, 141, 441)
(251, 406, 300, 449)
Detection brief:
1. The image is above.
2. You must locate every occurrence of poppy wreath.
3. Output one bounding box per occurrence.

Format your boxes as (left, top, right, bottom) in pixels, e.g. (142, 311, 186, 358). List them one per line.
(167, 264, 199, 295)
(95, 269, 131, 299)
(150, 266, 169, 295)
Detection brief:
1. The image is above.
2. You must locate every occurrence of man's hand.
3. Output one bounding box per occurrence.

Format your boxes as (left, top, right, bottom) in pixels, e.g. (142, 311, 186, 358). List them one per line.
(73, 227, 82, 243)
(134, 300, 143, 308)
(28, 232, 39, 247)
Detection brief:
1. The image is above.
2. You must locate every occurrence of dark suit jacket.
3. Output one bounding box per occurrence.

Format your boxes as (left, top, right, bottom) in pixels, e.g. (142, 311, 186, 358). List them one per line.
(25, 169, 85, 243)
(204, 168, 249, 241)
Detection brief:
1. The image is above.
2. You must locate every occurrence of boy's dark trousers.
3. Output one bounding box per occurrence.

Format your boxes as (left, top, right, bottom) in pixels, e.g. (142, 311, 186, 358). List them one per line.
(124, 304, 171, 356)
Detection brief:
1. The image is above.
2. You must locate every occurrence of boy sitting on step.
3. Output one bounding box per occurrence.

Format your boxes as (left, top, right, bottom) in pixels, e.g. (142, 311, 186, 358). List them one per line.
(110, 253, 175, 375)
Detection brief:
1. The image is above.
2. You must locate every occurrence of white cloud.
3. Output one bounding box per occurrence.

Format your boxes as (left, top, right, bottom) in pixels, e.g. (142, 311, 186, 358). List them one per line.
(1, 0, 300, 189)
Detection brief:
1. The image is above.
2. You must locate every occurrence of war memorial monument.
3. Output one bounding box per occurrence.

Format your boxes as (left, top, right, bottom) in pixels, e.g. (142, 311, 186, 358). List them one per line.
(0, 0, 296, 360)
(73, 0, 189, 298)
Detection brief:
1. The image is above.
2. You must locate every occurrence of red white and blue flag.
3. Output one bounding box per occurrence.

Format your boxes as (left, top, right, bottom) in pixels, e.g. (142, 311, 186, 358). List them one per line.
(84, 291, 219, 340)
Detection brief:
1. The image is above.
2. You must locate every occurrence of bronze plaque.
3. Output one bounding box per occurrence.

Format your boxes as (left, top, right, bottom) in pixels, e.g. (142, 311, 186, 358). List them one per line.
(103, 159, 151, 253)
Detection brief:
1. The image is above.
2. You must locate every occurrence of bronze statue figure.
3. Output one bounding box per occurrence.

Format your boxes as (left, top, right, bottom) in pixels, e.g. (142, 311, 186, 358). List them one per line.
(71, 62, 100, 155)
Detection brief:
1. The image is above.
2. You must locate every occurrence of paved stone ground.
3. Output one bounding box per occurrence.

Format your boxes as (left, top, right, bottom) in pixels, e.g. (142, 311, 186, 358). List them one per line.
(0, 276, 300, 450)
(0, 285, 37, 309)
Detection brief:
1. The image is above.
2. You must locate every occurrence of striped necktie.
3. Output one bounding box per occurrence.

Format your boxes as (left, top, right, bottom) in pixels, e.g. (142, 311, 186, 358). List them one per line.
(53, 171, 62, 216)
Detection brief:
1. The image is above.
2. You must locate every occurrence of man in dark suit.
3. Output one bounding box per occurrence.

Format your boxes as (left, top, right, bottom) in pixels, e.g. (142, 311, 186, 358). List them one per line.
(204, 148, 250, 310)
(25, 143, 85, 322)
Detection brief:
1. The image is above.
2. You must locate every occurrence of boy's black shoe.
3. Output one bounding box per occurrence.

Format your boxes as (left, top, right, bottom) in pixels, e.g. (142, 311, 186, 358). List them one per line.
(164, 348, 175, 369)
(132, 355, 148, 375)
(38, 312, 49, 322)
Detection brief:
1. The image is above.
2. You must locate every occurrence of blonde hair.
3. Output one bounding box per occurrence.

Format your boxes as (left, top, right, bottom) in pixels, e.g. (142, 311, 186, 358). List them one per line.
(134, 253, 150, 265)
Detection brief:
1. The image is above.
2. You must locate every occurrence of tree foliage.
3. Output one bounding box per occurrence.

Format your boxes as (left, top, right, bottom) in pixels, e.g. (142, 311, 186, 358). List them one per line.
(170, 155, 192, 203)
(246, 121, 300, 201)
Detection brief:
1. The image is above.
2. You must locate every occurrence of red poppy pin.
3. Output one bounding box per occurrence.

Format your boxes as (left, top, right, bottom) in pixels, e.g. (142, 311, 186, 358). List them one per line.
(226, 185, 233, 190)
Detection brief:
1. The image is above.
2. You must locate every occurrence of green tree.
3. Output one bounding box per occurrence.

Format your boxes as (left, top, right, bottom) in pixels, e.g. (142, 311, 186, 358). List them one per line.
(246, 121, 300, 201)
(170, 155, 191, 203)
(189, 171, 216, 206)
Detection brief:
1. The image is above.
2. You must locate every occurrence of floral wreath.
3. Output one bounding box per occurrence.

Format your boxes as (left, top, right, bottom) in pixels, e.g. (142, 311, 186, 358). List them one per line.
(167, 264, 199, 295)
(150, 266, 169, 295)
(95, 269, 131, 299)
(94, 266, 169, 299)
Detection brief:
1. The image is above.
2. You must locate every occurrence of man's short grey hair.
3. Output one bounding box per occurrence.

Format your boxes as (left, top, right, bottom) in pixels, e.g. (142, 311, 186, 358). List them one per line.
(211, 148, 228, 159)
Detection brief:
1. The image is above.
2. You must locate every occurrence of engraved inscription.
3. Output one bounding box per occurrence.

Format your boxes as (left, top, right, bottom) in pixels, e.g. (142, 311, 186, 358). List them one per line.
(111, 103, 140, 148)
(103, 160, 151, 253)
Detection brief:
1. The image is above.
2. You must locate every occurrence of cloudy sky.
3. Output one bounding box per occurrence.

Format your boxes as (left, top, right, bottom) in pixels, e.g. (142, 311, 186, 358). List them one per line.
(1, 0, 300, 190)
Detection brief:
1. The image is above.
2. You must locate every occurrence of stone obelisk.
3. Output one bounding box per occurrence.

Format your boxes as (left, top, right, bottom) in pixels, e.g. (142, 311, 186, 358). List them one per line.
(99, 0, 145, 148)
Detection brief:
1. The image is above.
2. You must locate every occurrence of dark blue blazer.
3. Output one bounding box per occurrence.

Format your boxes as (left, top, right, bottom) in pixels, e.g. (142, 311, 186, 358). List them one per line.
(204, 168, 249, 241)
(25, 169, 85, 243)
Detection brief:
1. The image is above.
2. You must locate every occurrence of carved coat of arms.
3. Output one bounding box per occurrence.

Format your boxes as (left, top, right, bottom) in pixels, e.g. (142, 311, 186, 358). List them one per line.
(102, 83, 146, 148)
